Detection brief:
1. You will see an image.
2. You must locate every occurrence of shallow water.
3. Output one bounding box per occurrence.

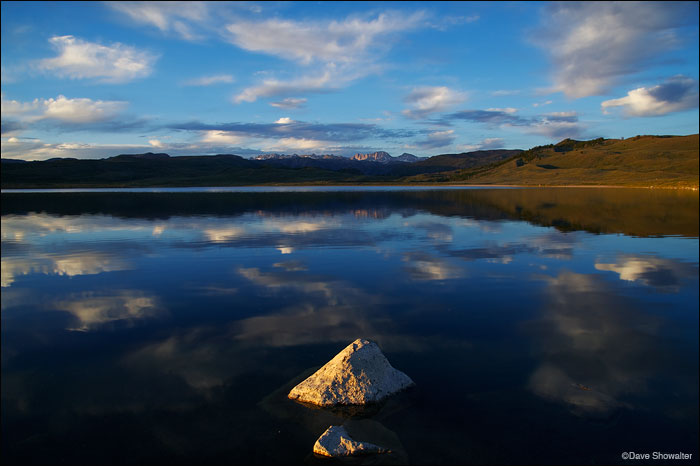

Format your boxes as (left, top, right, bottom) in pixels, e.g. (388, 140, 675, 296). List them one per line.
(1, 188, 698, 465)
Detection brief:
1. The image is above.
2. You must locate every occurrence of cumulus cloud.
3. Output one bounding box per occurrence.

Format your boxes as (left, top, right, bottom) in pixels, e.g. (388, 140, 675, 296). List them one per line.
(38, 35, 157, 83)
(601, 76, 699, 117)
(402, 86, 466, 119)
(1, 93, 130, 137)
(182, 74, 234, 86)
(534, 2, 697, 98)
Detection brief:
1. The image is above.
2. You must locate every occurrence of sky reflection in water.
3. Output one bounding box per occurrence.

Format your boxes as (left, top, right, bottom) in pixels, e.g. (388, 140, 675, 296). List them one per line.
(1, 188, 698, 465)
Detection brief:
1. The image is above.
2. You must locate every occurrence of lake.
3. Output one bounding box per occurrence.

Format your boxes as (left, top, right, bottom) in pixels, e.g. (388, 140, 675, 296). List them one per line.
(1, 187, 698, 465)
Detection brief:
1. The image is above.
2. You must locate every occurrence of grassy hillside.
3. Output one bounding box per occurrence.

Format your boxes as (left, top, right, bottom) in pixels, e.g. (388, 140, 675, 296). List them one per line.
(405, 135, 699, 188)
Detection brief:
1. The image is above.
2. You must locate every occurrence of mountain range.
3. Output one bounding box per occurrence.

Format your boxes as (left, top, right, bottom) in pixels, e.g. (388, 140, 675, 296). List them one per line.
(2, 135, 697, 188)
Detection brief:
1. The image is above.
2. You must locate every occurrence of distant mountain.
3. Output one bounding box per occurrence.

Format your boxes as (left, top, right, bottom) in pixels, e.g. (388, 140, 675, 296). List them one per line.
(1, 158, 29, 164)
(351, 151, 393, 163)
(110, 152, 170, 160)
(396, 153, 420, 162)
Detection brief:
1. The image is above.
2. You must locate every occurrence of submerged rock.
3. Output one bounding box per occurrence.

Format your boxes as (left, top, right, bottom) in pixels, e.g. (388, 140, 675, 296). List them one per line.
(313, 425, 390, 457)
(288, 339, 414, 406)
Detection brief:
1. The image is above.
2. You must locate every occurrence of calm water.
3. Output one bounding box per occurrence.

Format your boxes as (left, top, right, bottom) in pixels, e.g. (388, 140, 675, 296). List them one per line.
(2, 188, 698, 465)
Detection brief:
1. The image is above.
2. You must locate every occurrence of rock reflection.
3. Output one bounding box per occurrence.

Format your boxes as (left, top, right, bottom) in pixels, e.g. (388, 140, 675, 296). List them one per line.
(595, 255, 699, 291)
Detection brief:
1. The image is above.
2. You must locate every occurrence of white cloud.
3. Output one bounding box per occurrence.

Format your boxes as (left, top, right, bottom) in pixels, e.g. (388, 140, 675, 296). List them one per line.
(274, 117, 294, 124)
(535, 2, 695, 97)
(107, 1, 210, 40)
(201, 130, 247, 145)
(39, 35, 157, 83)
(492, 89, 520, 96)
(402, 86, 466, 119)
(456, 137, 506, 152)
(42, 95, 128, 123)
(183, 74, 234, 86)
(269, 98, 307, 109)
(601, 76, 699, 117)
(230, 11, 426, 104)
(148, 139, 164, 148)
(225, 12, 424, 65)
(486, 107, 517, 114)
(410, 129, 456, 150)
(57, 291, 160, 332)
(1, 94, 128, 124)
(234, 68, 338, 103)
(0, 138, 150, 161)
(533, 100, 553, 108)
(264, 137, 327, 152)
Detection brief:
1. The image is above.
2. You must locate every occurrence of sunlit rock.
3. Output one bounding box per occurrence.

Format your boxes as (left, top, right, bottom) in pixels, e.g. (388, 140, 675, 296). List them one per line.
(313, 425, 389, 457)
(288, 339, 414, 406)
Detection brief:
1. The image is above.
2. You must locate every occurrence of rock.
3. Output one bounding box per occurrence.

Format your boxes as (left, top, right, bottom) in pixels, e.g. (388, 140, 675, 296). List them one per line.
(288, 339, 414, 406)
(313, 425, 390, 457)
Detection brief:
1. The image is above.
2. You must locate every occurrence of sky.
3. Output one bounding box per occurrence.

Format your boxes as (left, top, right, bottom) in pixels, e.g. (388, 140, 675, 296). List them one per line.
(1, 1, 698, 160)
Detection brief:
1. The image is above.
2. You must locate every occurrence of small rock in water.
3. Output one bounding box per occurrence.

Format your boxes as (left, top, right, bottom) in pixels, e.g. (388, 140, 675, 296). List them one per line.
(313, 425, 390, 457)
(288, 339, 414, 406)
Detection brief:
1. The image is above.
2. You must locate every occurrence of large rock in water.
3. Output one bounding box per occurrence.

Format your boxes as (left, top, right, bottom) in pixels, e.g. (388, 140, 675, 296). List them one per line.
(288, 339, 414, 406)
(313, 425, 390, 457)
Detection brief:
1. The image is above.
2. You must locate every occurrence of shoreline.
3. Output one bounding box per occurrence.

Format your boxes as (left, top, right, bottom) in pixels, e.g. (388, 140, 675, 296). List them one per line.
(2, 183, 698, 193)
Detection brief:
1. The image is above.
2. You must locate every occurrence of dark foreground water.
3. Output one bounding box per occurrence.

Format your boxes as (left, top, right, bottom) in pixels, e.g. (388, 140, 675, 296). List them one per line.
(1, 188, 698, 465)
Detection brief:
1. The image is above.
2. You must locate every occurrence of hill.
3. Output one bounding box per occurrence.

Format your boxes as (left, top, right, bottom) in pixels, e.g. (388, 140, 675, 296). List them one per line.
(404, 135, 699, 188)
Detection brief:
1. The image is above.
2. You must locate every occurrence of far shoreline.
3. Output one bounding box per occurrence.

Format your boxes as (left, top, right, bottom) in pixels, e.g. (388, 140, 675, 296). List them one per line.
(2, 183, 699, 193)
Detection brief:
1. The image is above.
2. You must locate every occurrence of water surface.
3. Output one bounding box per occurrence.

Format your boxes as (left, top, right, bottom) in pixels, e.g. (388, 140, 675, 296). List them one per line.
(2, 188, 698, 465)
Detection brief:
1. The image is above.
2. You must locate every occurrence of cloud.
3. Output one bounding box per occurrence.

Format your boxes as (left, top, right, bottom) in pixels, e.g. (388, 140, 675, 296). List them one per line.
(225, 12, 425, 65)
(269, 98, 307, 109)
(182, 74, 234, 86)
(601, 76, 699, 117)
(200, 130, 247, 146)
(56, 291, 161, 331)
(491, 89, 520, 96)
(0, 138, 156, 160)
(107, 1, 210, 40)
(456, 137, 506, 152)
(169, 119, 415, 143)
(444, 108, 585, 140)
(402, 252, 463, 281)
(233, 68, 338, 103)
(595, 254, 698, 291)
(411, 129, 456, 149)
(534, 2, 697, 98)
(1, 252, 131, 288)
(230, 12, 425, 104)
(38, 35, 157, 83)
(402, 86, 466, 119)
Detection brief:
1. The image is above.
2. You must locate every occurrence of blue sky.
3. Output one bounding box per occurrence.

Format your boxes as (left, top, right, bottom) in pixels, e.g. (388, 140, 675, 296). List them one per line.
(1, 1, 698, 160)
